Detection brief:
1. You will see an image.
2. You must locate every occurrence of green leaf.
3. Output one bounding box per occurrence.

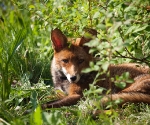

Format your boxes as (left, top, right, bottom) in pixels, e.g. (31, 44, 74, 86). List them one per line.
(31, 91, 38, 110)
(93, 12, 100, 19)
(115, 81, 126, 89)
(29, 5, 35, 9)
(97, 24, 106, 30)
(30, 105, 42, 125)
(125, 25, 137, 35)
(122, 72, 130, 78)
(102, 62, 109, 71)
(133, 25, 148, 33)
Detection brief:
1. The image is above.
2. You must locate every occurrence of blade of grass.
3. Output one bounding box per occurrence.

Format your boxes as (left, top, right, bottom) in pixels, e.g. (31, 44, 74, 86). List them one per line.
(1, 28, 27, 101)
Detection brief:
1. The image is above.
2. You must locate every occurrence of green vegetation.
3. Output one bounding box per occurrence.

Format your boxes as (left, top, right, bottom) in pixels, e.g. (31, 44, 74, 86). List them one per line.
(0, 0, 150, 124)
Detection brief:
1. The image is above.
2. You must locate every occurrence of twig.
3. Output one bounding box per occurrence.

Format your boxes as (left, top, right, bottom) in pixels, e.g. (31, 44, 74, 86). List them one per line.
(114, 51, 150, 65)
(98, 4, 107, 11)
(0, 118, 10, 125)
(118, 27, 136, 58)
(88, 0, 92, 27)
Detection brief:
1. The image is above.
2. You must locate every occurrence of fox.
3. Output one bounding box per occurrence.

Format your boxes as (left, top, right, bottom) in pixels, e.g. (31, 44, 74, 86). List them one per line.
(42, 28, 150, 109)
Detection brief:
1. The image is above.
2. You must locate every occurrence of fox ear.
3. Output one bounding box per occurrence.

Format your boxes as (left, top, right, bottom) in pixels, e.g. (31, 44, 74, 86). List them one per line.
(75, 28, 97, 46)
(51, 28, 68, 52)
(75, 28, 97, 53)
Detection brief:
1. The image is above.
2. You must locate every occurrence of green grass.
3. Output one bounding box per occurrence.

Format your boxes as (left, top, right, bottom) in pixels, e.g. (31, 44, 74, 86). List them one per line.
(0, 0, 150, 124)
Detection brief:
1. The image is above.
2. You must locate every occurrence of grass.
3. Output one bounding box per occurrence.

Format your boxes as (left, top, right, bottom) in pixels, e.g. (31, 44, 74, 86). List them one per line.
(0, 0, 150, 125)
(1, 78, 150, 125)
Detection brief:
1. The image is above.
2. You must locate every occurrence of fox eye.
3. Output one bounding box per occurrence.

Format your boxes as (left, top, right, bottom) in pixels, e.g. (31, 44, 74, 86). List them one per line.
(62, 59, 69, 63)
(78, 59, 84, 64)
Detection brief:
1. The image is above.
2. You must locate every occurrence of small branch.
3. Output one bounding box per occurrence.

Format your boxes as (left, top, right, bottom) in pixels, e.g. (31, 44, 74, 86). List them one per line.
(0, 118, 11, 125)
(88, 0, 92, 27)
(114, 51, 150, 65)
(118, 27, 135, 58)
(117, 27, 150, 65)
(98, 4, 107, 11)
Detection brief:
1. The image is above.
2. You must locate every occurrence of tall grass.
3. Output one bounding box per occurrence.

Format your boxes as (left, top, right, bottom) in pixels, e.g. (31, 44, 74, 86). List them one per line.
(0, 27, 27, 100)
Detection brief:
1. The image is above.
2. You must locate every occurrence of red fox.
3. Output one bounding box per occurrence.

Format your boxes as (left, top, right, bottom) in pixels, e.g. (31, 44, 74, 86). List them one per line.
(42, 28, 150, 109)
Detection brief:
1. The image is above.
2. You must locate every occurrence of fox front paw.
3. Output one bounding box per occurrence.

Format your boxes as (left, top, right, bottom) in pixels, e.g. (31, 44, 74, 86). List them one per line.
(41, 100, 59, 109)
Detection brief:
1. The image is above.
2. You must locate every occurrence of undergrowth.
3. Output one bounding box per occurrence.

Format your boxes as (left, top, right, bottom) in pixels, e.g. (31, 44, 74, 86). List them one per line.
(0, 0, 150, 124)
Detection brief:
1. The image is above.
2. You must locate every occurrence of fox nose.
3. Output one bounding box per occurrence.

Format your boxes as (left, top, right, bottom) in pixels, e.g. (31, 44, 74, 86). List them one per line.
(70, 76, 77, 82)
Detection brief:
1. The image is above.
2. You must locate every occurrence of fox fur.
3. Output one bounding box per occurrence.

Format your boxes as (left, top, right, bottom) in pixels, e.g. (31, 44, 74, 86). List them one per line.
(42, 28, 150, 109)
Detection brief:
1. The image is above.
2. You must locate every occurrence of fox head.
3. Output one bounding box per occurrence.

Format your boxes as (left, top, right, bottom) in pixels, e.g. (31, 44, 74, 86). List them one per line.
(51, 28, 97, 83)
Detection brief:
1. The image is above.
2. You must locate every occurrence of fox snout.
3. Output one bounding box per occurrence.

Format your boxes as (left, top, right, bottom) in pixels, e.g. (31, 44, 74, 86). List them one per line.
(70, 76, 77, 81)
(62, 67, 80, 83)
(67, 74, 80, 83)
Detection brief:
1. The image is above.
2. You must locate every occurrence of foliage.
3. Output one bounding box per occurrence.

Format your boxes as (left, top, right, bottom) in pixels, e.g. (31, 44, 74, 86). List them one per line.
(0, 0, 150, 124)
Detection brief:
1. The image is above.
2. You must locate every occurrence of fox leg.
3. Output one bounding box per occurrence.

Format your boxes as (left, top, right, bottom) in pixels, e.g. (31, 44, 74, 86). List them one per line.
(93, 91, 150, 119)
(41, 94, 81, 109)
(103, 92, 150, 104)
(102, 78, 150, 105)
